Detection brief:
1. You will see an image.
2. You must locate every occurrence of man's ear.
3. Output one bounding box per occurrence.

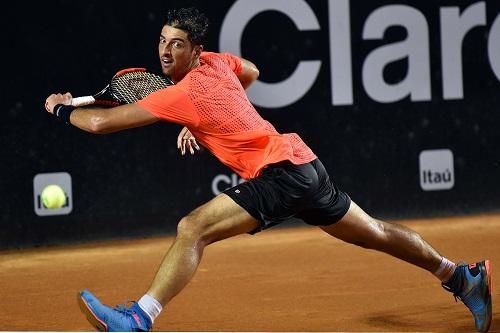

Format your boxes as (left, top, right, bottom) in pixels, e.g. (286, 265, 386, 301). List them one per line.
(194, 45, 203, 57)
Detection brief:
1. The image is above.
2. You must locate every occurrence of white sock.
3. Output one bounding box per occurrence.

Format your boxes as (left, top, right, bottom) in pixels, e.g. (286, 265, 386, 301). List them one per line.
(433, 257, 456, 282)
(137, 294, 162, 324)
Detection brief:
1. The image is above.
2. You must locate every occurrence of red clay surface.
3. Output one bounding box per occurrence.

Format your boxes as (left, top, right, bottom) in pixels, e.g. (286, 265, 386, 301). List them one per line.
(1, 214, 499, 332)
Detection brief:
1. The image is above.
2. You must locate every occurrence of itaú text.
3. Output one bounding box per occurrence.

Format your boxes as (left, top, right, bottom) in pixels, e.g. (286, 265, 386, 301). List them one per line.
(220, 0, 500, 108)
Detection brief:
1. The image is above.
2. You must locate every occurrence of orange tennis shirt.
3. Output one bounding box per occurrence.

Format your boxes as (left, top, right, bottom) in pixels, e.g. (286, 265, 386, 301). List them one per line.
(136, 52, 316, 180)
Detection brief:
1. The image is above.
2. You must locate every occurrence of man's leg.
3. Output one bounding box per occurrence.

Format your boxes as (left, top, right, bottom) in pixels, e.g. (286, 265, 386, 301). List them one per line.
(320, 200, 491, 332)
(78, 193, 259, 332)
(320, 201, 443, 272)
(146, 193, 260, 305)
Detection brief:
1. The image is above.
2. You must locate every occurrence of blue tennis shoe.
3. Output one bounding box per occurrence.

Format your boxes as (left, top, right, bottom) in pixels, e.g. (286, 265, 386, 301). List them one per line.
(442, 260, 492, 333)
(78, 289, 151, 332)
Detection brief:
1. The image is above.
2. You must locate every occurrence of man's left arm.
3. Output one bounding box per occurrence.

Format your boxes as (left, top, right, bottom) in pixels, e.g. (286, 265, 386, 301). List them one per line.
(218, 53, 260, 89)
(237, 58, 260, 89)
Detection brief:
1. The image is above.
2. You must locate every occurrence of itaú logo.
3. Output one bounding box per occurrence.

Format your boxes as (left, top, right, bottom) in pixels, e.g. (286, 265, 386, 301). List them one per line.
(419, 149, 454, 191)
(220, 0, 500, 108)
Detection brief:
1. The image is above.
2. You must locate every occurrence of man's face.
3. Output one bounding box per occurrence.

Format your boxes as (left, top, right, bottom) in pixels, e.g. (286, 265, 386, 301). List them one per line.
(158, 25, 201, 83)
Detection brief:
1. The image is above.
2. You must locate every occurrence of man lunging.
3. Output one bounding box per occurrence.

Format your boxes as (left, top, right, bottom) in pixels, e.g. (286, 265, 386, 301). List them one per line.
(45, 7, 492, 333)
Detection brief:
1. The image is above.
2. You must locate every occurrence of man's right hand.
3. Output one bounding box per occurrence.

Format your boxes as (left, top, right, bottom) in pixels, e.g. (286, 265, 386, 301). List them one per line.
(45, 92, 73, 113)
(177, 126, 200, 155)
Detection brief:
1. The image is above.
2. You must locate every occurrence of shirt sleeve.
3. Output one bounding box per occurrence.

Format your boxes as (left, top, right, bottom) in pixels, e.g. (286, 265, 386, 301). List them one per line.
(219, 52, 243, 75)
(135, 84, 200, 127)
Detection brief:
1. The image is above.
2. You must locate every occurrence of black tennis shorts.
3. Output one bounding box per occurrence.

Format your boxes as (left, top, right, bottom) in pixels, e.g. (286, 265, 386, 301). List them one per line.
(224, 159, 351, 233)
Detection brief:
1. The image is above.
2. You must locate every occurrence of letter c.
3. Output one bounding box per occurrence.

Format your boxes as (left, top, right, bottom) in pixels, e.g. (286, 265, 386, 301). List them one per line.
(488, 11, 500, 82)
(211, 174, 232, 195)
(220, 0, 321, 108)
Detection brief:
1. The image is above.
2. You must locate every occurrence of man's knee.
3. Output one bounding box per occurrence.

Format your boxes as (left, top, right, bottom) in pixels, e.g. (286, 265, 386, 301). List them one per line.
(348, 217, 388, 249)
(363, 219, 425, 250)
(177, 214, 204, 240)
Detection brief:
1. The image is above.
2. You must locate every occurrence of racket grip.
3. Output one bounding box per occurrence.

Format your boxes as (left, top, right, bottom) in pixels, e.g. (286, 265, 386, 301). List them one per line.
(71, 96, 96, 107)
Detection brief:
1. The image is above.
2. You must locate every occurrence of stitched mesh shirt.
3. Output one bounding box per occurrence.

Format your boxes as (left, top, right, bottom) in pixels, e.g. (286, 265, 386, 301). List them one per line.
(136, 52, 316, 180)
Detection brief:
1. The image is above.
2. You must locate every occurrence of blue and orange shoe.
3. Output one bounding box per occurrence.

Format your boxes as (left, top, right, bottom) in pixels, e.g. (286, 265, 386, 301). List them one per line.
(442, 260, 492, 333)
(77, 290, 152, 332)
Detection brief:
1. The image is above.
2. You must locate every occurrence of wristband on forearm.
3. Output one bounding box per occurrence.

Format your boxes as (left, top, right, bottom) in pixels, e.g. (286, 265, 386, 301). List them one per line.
(53, 104, 76, 125)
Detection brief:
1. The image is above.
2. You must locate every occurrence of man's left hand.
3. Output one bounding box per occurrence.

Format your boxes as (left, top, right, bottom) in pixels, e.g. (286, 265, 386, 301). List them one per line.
(177, 126, 200, 155)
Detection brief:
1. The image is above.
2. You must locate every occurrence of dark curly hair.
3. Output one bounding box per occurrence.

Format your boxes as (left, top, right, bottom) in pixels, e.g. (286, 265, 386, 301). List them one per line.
(164, 7, 209, 46)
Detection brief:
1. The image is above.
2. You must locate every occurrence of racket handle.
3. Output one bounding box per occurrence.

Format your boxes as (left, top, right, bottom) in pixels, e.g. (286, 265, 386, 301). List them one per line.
(72, 96, 96, 107)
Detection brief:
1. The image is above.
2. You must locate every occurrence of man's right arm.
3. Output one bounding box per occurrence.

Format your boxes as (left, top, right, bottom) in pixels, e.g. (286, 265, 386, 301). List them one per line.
(45, 93, 158, 134)
(69, 104, 159, 134)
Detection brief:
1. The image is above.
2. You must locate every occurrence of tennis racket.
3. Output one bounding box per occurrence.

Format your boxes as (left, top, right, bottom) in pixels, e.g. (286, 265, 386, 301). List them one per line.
(71, 68, 174, 107)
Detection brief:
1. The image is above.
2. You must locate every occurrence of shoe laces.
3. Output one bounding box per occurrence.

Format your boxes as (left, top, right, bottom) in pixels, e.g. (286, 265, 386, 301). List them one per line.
(114, 301, 137, 315)
(442, 284, 461, 303)
(442, 261, 468, 303)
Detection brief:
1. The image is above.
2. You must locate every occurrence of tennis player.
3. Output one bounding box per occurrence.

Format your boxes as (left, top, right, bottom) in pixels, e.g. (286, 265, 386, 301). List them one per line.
(44, 7, 492, 333)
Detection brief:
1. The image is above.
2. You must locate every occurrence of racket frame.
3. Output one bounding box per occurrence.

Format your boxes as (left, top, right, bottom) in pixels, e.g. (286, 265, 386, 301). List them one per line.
(71, 68, 170, 107)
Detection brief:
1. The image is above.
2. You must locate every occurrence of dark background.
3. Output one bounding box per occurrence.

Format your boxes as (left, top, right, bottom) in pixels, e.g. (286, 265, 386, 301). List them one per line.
(2, 0, 499, 249)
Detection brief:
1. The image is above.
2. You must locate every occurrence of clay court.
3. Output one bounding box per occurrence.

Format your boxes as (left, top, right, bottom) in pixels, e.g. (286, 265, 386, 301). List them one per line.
(1, 214, 498, 332)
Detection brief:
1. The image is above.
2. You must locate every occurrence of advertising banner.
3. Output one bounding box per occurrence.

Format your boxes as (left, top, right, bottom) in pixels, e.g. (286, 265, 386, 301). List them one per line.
(2, 0, 499, 248)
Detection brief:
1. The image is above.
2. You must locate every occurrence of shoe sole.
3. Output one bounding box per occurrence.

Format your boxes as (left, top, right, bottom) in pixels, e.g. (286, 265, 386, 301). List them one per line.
(482, 260, 492, 333)
(77, 292, 109, 332)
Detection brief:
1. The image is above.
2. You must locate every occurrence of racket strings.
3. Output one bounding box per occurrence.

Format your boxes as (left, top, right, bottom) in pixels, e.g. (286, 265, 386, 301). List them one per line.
(111, 72, 171, 104)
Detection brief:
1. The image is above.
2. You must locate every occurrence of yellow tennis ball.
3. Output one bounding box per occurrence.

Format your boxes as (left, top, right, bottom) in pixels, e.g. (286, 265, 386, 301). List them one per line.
(41, 184, 66, 209)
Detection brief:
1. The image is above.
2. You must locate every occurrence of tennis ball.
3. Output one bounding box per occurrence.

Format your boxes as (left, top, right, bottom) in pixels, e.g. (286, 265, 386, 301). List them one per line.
(41, 184, 66, 209)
